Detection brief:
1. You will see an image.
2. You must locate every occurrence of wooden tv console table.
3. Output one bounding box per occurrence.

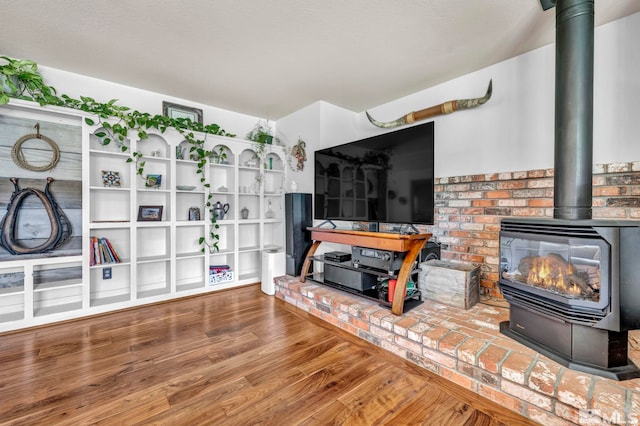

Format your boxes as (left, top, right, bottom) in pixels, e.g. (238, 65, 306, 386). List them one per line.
(300, 227, 432, 315)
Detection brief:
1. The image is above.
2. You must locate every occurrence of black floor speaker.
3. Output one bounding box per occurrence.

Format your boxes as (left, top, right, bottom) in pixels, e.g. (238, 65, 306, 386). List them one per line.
(285, 193, 312, 276)
(420, 241, 441, 262)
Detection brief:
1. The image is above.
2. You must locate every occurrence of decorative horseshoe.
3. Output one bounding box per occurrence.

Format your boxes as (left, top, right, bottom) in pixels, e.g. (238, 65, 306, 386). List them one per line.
(0, 177, 72, 255)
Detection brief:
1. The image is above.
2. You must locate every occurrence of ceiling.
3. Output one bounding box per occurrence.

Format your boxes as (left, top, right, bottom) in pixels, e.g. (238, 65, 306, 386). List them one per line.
(2, 0, 640, 120)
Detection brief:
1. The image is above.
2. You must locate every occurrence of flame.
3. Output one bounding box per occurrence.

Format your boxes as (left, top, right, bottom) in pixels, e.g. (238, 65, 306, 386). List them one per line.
(526, 255, 577, 292)
(505, 251, 600, 301)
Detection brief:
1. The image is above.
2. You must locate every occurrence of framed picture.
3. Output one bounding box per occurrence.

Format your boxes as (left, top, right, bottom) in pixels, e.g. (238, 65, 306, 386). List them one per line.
(138, 205, 163, 221)
(102, 170, 121, 187)
(145, 174, 162, 189)
(162, 101, 203, 124)
(188, 207, 201, 221)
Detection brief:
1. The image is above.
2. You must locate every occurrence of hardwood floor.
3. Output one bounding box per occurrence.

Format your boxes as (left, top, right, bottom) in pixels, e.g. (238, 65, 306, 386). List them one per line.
(0, 285, 537, 425)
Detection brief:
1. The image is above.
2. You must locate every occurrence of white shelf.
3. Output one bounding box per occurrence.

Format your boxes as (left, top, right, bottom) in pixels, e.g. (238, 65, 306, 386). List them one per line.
(176, 220, 206, 226)
(177, 251, 205, 259)
(135, 222, 171, 229)
(33, 279, 83, 292)
(90, 221, 131, 229)
(137, 188, 171, 194)
(211, 248, 235, 255)
(137, 255, 171, 264)
(177, 280, 205, 292)
(90, 260, 131, 268)
(34, 302, 83, 317)
(263, 218, 283, 224)
(89, 149, 130, 158)
(0, 311, 24, 323)
(91, 294, 131, 308)
(0, 100, 287, 332)
(176, 189, 206, 194)
(90, 186, 131, 192)
(0, 286, 24, 296)
(137, 287, 171, 299)
(237, 272, 260, 281)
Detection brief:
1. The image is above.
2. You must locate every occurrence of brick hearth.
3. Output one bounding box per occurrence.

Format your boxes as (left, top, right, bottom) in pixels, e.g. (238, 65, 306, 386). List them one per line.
(275, 275, 640, 425)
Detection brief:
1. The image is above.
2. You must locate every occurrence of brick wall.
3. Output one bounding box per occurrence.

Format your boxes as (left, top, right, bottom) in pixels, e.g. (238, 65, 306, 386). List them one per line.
(412, 161, 640, 301)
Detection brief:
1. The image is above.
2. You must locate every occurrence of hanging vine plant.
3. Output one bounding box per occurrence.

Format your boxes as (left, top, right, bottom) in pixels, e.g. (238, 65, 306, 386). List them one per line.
(0, 55, 236, 252)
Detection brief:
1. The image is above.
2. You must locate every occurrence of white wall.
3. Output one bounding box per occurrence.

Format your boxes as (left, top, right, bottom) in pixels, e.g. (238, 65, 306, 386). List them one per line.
(278, 11, 640, 179)
(277, 100, 358, 194)
(36, 66, 265, 139)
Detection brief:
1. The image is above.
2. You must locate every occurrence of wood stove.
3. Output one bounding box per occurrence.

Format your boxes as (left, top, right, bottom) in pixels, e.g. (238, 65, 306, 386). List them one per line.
(500, 0, 640, 380)
(499, 218, 640, 380)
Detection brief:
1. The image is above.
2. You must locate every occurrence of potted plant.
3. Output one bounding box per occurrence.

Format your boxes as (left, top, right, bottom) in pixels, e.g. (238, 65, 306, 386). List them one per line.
(246, 119, 274, 145)
(0, 56, 58, 105)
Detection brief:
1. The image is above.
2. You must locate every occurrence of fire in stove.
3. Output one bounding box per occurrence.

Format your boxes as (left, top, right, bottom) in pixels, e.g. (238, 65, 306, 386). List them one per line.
(502, 251, 600, 301)
(500, 233, 605, 308)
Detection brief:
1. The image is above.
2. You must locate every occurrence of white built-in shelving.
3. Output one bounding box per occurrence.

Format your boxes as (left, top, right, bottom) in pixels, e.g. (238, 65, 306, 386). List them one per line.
(0, 99, 286, 332)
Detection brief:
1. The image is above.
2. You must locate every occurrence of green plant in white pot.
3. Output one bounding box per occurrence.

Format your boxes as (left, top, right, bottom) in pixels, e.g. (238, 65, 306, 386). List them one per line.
(246, 119, 274, 145)
(245, 119, 276, 175)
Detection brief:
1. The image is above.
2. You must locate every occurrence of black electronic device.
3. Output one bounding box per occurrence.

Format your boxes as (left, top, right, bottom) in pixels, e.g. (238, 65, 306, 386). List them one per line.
(285, 193, 313, 276)
(351, 246, 405, 273)
(324, 251, 351, 263)
(314, 121, 435, 225)
(324, 264, 377, 292)
(420, 241, 441, 263)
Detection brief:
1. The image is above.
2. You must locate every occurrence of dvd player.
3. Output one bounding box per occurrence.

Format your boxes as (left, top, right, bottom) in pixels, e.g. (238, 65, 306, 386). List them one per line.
(324, 251, 351, 262)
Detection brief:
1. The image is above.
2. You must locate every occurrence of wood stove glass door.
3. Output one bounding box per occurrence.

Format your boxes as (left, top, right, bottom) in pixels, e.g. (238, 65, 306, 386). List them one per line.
(500, 232, 608, 309)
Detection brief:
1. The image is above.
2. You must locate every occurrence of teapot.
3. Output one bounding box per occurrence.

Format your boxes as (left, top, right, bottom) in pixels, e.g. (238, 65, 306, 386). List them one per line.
(212, 201, 230, 220)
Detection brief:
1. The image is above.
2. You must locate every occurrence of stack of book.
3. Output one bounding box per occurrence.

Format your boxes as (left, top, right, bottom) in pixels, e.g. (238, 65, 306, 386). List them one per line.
(209, 264, 233, 285)
(90, 237, 121, 266)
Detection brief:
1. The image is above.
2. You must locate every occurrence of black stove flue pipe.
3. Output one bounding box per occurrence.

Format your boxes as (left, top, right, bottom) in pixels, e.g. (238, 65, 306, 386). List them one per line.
(542, 0, 594, 220)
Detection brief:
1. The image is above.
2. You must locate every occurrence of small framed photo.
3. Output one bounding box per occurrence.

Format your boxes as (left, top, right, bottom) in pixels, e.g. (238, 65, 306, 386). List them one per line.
(138, 205, 163, 221)
(188, 207, 201, 221)
(102, 170, 121, 187)
(162, 101, 203, 124)
(145, 174, 162, 189)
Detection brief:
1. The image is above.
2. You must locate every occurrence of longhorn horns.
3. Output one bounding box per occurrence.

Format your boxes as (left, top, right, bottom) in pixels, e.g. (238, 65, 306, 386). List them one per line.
(366, 79, 493, 129)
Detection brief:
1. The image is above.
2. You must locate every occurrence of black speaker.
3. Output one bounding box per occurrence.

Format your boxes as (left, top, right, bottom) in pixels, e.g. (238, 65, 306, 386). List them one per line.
(420, 241, 441, 262)
(285, 193, 312, 276)
(324, 264, 377, 292)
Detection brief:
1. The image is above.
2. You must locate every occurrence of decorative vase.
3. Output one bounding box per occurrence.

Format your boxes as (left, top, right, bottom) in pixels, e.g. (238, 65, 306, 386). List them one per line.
(265, 200, 275, 218)
(241, 206, 249, 219)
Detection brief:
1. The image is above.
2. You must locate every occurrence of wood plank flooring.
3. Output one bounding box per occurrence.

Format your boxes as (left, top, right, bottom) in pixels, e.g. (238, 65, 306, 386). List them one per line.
(0, 284, 537, 425)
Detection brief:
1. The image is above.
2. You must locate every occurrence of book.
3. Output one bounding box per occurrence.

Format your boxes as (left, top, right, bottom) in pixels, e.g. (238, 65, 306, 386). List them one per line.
(90, 237, 121, 265)
(104, 238, 121, 263)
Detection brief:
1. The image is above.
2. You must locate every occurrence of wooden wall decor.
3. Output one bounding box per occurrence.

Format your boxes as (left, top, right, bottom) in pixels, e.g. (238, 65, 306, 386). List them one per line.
(0, 113, 82, 260)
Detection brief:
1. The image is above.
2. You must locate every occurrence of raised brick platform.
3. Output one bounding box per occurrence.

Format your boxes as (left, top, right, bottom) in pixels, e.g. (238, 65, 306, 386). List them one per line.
(275, 275, 640, 425)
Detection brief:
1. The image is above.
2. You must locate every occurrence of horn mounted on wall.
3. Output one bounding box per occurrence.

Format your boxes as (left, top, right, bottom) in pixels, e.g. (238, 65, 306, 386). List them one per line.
(365, 80, 493, 129)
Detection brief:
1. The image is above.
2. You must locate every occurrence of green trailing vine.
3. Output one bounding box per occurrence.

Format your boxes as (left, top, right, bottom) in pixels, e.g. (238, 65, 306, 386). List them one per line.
(0, 55, 236, 253)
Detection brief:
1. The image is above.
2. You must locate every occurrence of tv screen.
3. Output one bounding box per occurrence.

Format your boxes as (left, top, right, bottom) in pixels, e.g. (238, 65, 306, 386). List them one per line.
(314, 121, 434, 225)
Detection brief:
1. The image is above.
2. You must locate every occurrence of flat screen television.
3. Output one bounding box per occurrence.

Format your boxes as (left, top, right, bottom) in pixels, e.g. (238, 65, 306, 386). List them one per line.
(314, 121, 434, 225)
